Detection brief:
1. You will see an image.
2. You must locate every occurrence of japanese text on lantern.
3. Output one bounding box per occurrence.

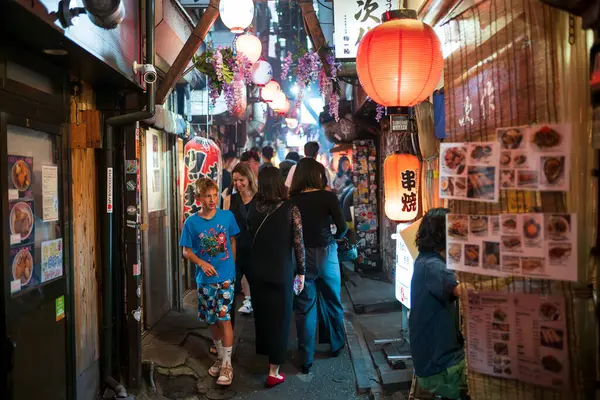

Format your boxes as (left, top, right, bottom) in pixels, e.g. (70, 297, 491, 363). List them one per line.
(384, 153, 420, 222)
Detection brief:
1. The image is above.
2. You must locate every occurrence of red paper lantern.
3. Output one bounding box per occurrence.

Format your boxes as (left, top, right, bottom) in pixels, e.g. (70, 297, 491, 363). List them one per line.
(235, 33, 262, 64)
(356, 11, 443, 107)
(260, 80, 280, 103)
(183, 137, 222, 218)
(384, 153, 420, 221)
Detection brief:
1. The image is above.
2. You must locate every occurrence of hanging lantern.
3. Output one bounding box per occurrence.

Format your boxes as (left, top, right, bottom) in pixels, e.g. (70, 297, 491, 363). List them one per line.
(235, 33, 262, 64)
(219, 0, 254, 34)
(269, 91, 287, 113)
(251, 60, 273, 86)
(356, 10, 443, 107)
(260, 80, 280, 102)
(276, 98, 291, 115)
(384, 153, 420, 221)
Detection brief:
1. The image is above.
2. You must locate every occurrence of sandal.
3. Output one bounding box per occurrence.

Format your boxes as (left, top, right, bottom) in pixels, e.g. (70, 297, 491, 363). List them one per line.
(217, 362, 233, 386)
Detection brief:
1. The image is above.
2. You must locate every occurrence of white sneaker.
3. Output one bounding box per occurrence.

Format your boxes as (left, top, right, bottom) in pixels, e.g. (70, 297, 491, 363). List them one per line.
(208, 358, 222, 377)
(217, 362, 233, 386)
(238, 298, 253, 314)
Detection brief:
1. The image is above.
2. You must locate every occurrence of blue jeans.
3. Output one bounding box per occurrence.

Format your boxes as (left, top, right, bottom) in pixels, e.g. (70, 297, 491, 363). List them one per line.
(294, 242, 345, 366)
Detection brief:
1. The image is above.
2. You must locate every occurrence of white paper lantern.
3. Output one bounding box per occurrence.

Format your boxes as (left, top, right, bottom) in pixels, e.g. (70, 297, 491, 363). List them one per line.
(260, 80, 280, 102)
(236, 34, 262, 64)
(270, 91, 287, 113)
(251, 60, 273, 86)
(219, 0, 254, 34)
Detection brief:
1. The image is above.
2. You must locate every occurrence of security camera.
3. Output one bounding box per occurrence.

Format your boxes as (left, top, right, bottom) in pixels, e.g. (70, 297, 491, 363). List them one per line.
(133, 61, 157, 84)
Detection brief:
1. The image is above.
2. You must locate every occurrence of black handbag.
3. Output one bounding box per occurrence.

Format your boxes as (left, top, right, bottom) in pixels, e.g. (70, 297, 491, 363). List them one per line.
(337, 237, 358, 262)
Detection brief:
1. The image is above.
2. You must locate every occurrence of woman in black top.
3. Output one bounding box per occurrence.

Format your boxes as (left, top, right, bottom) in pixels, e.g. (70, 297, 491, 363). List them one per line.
(224, 163, 257, 315)
(247, 167, 306, 388)
(289, 158, 348, 373)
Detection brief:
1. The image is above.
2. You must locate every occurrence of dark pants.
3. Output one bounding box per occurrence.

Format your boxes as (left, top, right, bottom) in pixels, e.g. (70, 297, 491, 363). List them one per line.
(294, 242, 345, 366)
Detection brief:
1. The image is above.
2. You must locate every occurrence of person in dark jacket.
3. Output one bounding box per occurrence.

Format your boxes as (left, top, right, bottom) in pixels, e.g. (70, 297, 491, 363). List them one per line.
(409, 208, 470, 400)
(279, 151, 300, 181)
(290, 158, 348, 374)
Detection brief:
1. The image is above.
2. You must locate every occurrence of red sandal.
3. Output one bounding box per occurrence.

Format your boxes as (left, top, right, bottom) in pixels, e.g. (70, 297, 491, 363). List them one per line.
(265, 373, 286, 388)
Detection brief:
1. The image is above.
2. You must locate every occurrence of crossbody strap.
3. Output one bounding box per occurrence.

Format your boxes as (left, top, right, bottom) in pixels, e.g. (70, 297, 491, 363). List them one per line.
(253, 211, 272, 245)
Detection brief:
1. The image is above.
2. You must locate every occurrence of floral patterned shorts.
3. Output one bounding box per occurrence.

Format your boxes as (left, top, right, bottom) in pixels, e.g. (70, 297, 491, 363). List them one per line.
(197, 280, 235, 325)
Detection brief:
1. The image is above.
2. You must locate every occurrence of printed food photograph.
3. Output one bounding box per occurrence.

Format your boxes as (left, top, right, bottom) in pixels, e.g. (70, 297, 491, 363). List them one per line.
(448, 215, 468, 239)
(502, 215, 518, 233)
(483, 241, 500, 270)
(10, 201, 34, 240)
(500, 151, 511, 167)
(517, 170, 539, 188)
(12, 247, 33, 285)
(464, 244, 480, 267)
(448, 243, 462, 263)
(467, 166, 496, 200)
(548, 244, 571, 265)
(442, 146, 467, 174)
(490, 216, 500, 235)
(469, 216, 488, 236)
(453, 177, 467, 196)
(513, 153, 528, 168)
(501, 255, 520, 272)
(539, 302, 561, 321)
(521, 257, 545, 274)
(532, 125, 562, 150)
(493, 342, 509, 356)
(11, 159, 31, 191)
(500, 170, 515, 188)
(541, 354, 563, 374)
(541, 156, 565, 186)
(492, 322, 510, 332)
(493, 308, 507, 322)
(440, 176, 454, 196)
(546, 215, 570, 241)
(501, 236, 522, 252)
(540, 327, 564, 350)
(500, 128, 524, 149)
(523, 216, 542, 242)
(469, 144, 493, 164)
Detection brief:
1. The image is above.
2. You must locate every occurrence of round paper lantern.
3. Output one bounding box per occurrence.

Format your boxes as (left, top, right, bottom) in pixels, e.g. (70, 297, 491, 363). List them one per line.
(260, 80, 280, 102)
(356, 10, 443, 107)
(235, 33, 262, 64)
(251, 60, 273, 86)
(275, 98, 291, 115)
(270, 91, 287, 112)
(219, 0, 254, 33)
(384, 153, 420, 221)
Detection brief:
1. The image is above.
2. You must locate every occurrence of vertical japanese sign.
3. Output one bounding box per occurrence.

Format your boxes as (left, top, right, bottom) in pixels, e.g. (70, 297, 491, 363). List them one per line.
(107, 167, 113, 213)
(333, 0, 394, 59)
(42, 165, 59, 222)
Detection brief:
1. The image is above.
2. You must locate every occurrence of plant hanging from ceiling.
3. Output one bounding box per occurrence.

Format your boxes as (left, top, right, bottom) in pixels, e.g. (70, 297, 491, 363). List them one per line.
(281, 43, 342, 122)
(192, 45, 252, 114)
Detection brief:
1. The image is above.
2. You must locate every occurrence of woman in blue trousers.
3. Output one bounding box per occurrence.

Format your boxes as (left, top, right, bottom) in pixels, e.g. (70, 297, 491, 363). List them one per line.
(289, 158, 348, 374)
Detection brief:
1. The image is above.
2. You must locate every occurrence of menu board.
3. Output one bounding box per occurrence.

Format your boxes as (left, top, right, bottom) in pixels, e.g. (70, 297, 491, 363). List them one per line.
(466, 292, 569, 389)
(440, 142, 500, 203)
(498, 124, 571, 191)
(446, 213, 577, 282)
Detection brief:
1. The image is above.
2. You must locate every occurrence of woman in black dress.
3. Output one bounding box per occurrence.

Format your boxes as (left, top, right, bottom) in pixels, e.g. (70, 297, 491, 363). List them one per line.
(247, 166, 306, 387)
(289, 158, 347, 374)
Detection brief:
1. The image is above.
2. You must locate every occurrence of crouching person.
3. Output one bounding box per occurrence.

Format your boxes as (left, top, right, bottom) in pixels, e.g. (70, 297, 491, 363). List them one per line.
(180, 178, 240, 386)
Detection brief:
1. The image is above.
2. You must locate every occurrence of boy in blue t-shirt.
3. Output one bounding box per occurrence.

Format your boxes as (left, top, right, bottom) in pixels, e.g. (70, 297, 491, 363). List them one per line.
(180, 178, 240, 386)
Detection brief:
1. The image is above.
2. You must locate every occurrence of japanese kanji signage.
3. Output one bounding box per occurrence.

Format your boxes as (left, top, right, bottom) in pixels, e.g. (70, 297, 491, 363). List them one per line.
(384, 153, 420, 222)
(183, 136, 222, 219)
(333, 0, 396, 59)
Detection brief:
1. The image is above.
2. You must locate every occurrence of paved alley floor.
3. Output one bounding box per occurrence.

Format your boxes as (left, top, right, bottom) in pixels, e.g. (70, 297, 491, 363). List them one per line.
(141, 290, 368, 400)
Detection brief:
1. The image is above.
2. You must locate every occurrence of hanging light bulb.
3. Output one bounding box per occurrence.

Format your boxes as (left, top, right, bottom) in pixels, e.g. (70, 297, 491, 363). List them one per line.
(219, 0, 254, 34)
(251, 60, 273, 86)
(260, 80, 280, 102)
(235, 33, 262, 64)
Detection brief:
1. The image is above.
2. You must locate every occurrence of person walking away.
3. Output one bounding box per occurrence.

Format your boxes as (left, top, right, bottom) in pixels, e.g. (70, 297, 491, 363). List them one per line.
(332, 155, 352, 197)
(240, 150, 260, 179)
(223, 163, 257, 315)
(285, 141, 333, 189)
(247, 167, 306, 388)
(180, 178, 240, 386)
(289, 158, 347, 374)
(279, 151, 300, 182)
(409, 208, 470, 400)
(259, 145, 275, 172)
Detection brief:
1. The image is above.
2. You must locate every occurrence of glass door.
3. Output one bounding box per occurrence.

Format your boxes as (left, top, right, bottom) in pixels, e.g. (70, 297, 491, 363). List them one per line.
(2, 113, 70, 400)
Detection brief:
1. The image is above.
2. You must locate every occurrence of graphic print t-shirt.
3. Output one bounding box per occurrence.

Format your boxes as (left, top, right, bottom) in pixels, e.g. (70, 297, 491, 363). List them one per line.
(180, 209, 240, 285)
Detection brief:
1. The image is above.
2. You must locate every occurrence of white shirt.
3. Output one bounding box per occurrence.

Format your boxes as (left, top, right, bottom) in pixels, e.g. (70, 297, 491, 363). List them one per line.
(285, 163, 333, 188)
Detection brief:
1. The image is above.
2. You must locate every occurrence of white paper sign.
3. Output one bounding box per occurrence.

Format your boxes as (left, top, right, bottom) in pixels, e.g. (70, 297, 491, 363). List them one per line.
(440, 142, 500, 203)
(446, 213, 578, 282)
(42, 165, 59, 222)
(107, 167, 113, 214)
(333, 0, 394, 59)
(10, 279, 21, 294)
(394, 225, 414, 308)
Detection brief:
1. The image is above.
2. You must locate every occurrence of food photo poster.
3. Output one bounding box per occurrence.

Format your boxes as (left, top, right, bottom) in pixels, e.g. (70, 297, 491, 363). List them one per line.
(8, 154, 33, 200)
(440, 142, 500, 203)
(498, 124, 571, 191)
(466, 292, 569, 389)
(445, 213, 577, 282)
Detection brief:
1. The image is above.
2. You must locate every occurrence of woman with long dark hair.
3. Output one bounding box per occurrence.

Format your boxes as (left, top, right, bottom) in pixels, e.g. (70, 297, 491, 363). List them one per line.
(332, 155, 352, 196)
(289, 158, 347, 374)
(410, 208, 469, 400)
(247, 167, 306, 387)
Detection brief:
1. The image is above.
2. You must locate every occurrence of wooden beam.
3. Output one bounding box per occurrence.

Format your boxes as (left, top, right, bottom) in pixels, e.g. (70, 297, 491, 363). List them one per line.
(156, 0, 221, 104)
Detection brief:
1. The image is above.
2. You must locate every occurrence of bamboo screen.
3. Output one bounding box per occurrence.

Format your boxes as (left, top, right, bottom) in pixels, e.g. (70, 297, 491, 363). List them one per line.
(441, 0, 597, 398)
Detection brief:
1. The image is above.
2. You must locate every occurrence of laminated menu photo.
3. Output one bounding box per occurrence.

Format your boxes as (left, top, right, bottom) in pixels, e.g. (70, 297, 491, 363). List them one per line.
(446, 213, 577, 282)
(440, 142, 500, 203)
(498, 124, 571, 191)
(465, 292, 569, 390)
(8, 154, 33, 200)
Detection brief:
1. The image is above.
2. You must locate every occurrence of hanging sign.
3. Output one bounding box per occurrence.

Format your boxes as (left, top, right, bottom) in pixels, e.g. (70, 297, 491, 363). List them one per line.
(333, 0, 395, 59)
(107, 167, 113, 213)
(384, 153, 420, 221)
(394, 220, 420, 308)
(183, 137, 222, 218)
